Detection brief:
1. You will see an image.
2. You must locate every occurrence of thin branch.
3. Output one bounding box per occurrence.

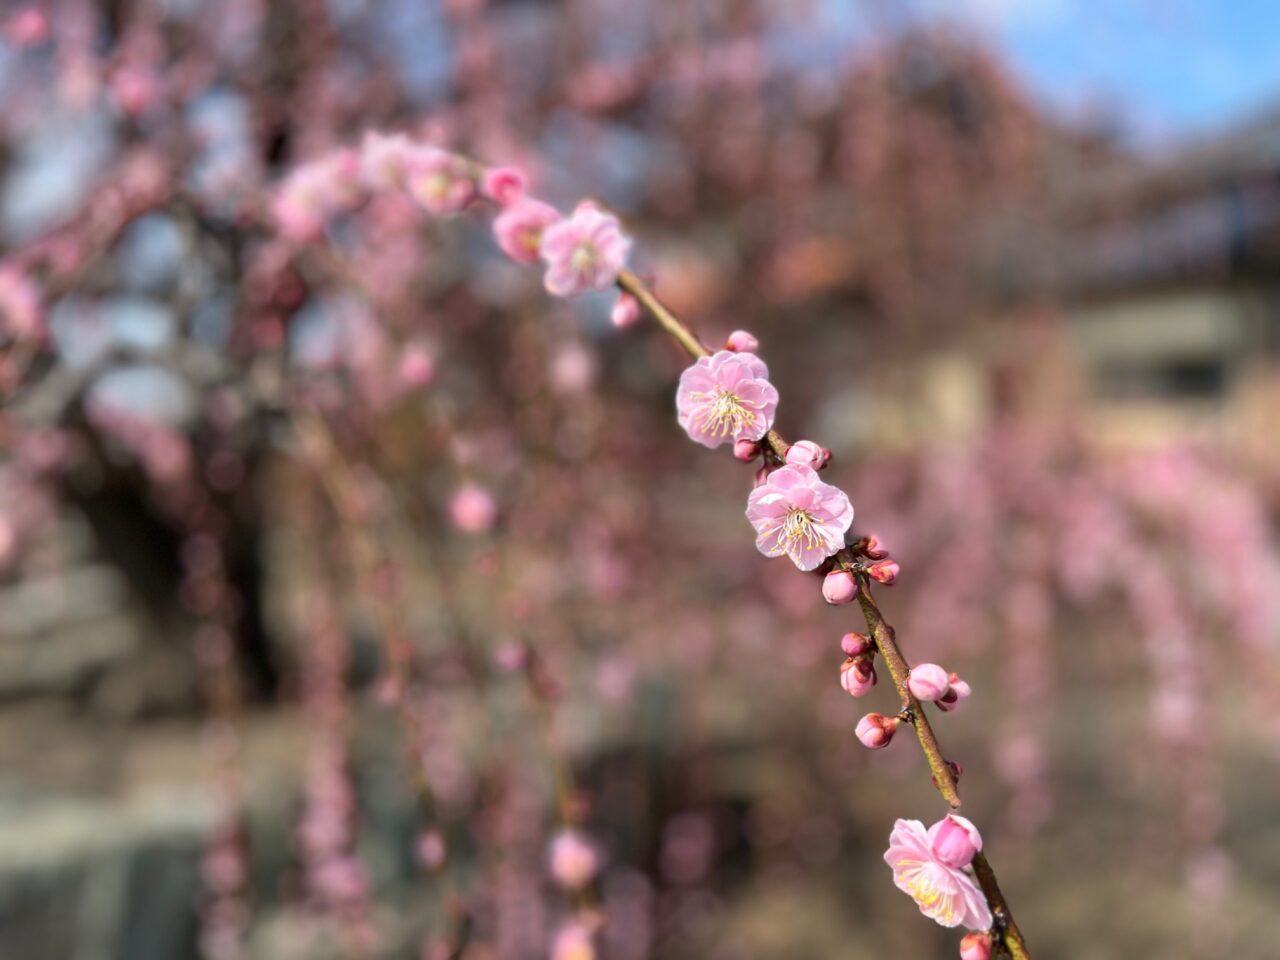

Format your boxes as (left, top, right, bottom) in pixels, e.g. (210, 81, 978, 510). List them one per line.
(614, 266, 1031, 960)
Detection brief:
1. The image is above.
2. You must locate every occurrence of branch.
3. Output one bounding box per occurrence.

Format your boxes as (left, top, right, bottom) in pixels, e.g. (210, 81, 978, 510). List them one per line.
(614, 267, 1031, 960)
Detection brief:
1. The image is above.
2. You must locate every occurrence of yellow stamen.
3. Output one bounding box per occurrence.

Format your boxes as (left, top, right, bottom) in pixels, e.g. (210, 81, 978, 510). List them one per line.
(692, 387, 759, 439)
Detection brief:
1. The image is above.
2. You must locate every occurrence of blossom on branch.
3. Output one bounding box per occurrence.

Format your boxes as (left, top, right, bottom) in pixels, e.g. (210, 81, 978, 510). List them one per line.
(745, 464, 852, 570)
(884, 817, 992, 930)
(539, 201, 630, 297)
(676, 350, 778, 449)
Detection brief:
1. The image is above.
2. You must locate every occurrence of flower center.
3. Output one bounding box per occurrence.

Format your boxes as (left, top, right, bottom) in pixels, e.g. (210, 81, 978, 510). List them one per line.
(422, 172, 451, 199)
(781, 507, 822, 550)
(570, 243, 598, 272)
(696, 386, 756, 438)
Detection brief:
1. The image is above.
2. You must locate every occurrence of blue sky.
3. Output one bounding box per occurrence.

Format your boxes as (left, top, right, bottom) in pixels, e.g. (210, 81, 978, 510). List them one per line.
(954, 0, 1280, 142)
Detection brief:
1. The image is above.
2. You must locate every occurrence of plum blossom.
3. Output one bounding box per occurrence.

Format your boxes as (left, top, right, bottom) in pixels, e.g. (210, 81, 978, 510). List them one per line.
(449, 484, 496, 533)
(548, 828, 600, 889)
(745, 464, 853, 570)
(493, 198, 561, 264)
(359, 131, 415, 191)
(884, 817, 992, 930)
(676, 350, 779, 449)
(539, 201, 630, 297)
(481, 165, 526, 205)
(405, 146, 475, 215)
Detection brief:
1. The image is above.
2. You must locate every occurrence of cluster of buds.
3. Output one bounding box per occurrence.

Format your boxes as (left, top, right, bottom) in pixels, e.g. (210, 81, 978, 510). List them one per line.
(839, 631, 877, 697)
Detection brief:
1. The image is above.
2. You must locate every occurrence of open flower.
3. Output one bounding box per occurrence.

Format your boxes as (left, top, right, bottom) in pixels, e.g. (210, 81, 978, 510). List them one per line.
(676, 350, 778, 448)
(539, 201, 630, 297)
(494, 198, 561, 264)
(405, 146, 474, 215)
(884, 818, 992, 930)
(746, 464, 853, 570)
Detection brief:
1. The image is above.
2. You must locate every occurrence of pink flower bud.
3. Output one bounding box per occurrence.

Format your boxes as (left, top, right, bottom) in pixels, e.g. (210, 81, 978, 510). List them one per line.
(733, 438, 762, 462)
(840, 632, 871, 657)
(937, 674, 971, 712)
(548, 828, 600, 890)
(959, 932, 993, 960)
(725, 329, 759, 353)
(840, 658, 877, 697)
(862, 533, 889, 560)
(481, 166, 526, 205)
(397, 342, 435, 388)
(907, 663, 951, 702)
(928, 814, 983, 869)
(822, 570, 858, 605)
(610, 292, 642, 328)
(449, 484, 496, 534)
(866, 558, 900, 585)
(855, 712, 899, 749)
(784, 439, 829, 470)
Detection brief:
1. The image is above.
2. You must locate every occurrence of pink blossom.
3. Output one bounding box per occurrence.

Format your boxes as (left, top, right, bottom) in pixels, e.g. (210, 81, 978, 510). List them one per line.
(449, 484, 496, 533)
(884, 818, 992, 929)
(733, 438, 761, 462)
(405, 147, 474, 215)
(493, 198, 561, 264)
(0, 265, 42, 340)
(610, 291, 642, 328)
(937, 674, 972, 712)
(4, 7, 49, 47)
(908, 663, 951, 702)
(359, 131, 415, 191)
(862, 533, 889, 559)
(676, 350, 779, 449)
(841, 632, 871, 657)
(272, 152, 361, 241)
(550, 921, 597, 960)
(784, 439, 829, 470)
(480, 166, 526, 205)
(856, 712, 899, 748)
(840, 658, 876, 697)
(822, 569, 858, 605)
(960, 932, 993, 960)
(548, 828, 600, 889)
(867, 558, 900, 585)
(397, 342, 435, 388)
(746, 464, 853, 571)
(725, 329, 759, 353)
(929, 815, 983, 868)
(539, 201, 630, 297)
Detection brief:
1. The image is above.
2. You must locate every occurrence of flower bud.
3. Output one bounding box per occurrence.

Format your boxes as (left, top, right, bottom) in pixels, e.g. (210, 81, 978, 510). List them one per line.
(862, 533, 889, 560)
(866, 558, 900, 585)
(784, 439, 829, 470)
(397, 342, 436, 388)
(548, 828, 600, 890)
(840, 632, 871, 657)
(480, 166, 527, 205)
(822, 570, 858, 605)
(610, 292, 642, 328)
(855, 712, 899, 749)
(733, 438, 762, 462)
(840, 658, 877, 697)
(936, 674, 971, 712)
(725, 329, 759, 353)
(907, 663, 951, 702)
(927, 814, 983, 868)
(959, 932, 993, 960)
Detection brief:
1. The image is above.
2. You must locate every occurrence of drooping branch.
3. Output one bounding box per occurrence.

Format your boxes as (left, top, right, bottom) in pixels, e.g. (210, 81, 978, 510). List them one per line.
(615, 266, 1031, 960)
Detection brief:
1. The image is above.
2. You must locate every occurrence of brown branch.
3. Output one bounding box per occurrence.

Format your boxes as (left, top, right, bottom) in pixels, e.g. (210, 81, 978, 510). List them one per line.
(614, 267, 1031, 960)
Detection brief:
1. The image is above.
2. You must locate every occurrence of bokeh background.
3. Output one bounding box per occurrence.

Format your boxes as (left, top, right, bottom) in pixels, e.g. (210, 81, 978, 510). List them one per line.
(3, 2, 1280, 958)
